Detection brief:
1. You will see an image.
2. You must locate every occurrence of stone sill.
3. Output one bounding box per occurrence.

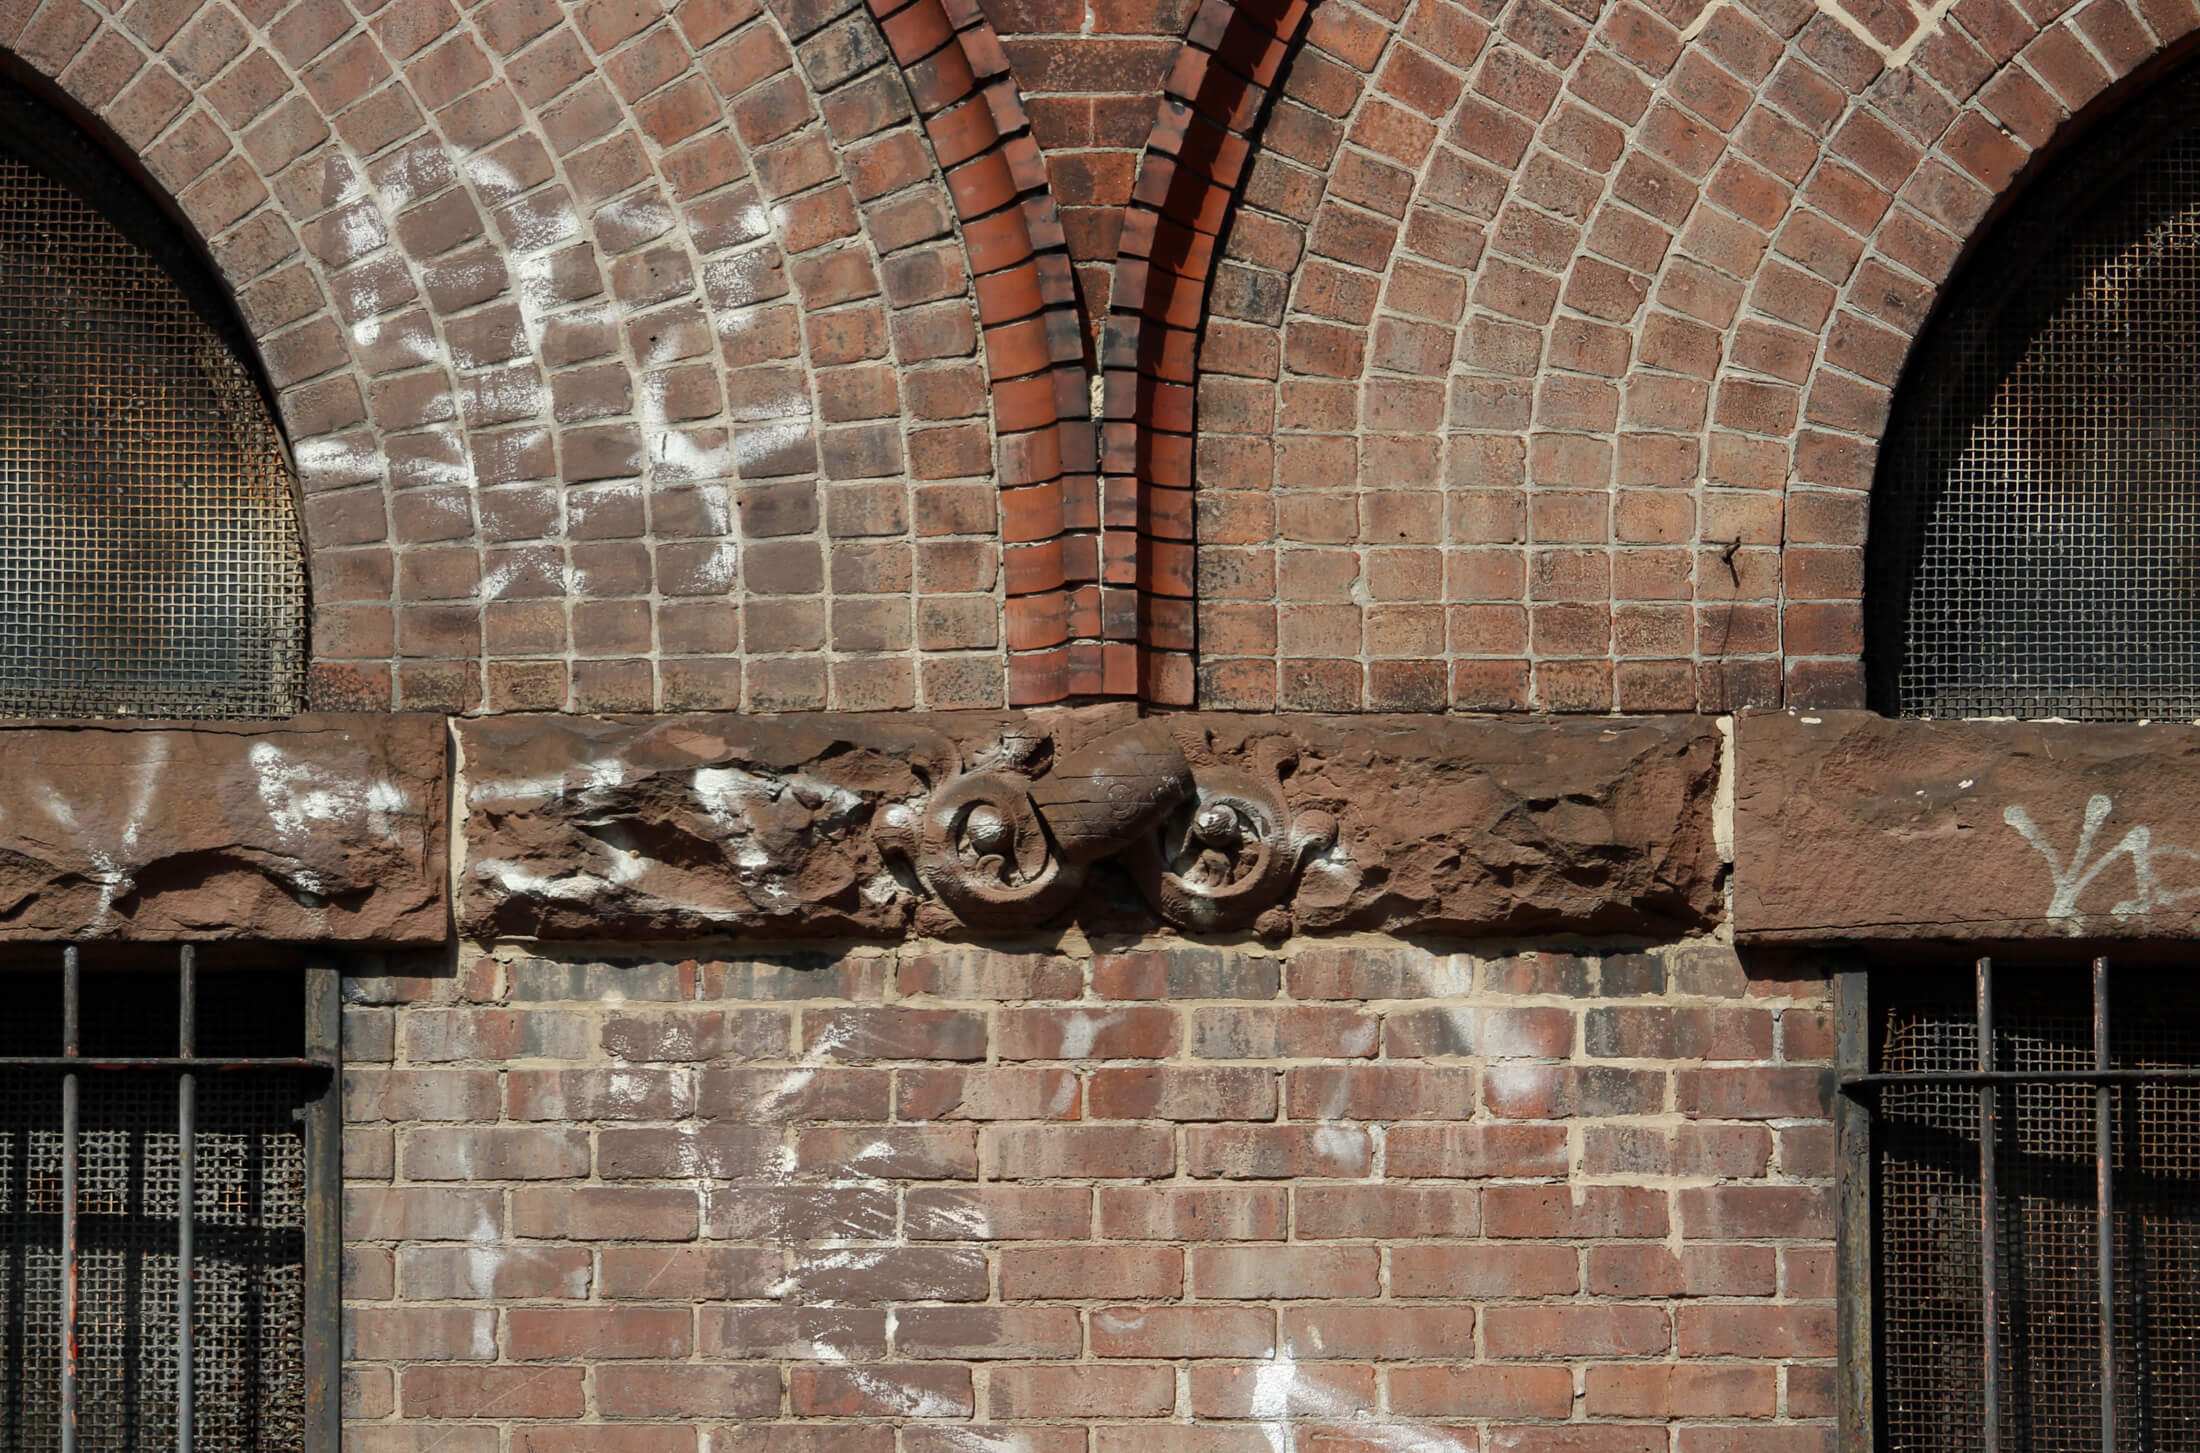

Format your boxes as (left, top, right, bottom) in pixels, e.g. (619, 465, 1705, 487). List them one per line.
(1733, 710, 2200, 945)
(0, 710, 1724, 947)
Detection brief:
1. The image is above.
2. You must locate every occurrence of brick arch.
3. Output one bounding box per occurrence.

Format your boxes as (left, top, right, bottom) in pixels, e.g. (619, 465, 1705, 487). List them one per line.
(1188, 0, 2200, 713)
(865, 0, 1098, 705)
(1783, 0, 2200, 706)
(0, 0, 999, 715)
(1186, 0, 1511, 712)
(1102, 0, 1314, 706)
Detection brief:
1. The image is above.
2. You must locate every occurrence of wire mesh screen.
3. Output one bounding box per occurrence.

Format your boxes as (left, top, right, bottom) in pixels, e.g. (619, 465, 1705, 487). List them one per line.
(0, 959, 312, 1453)
(0, 1072, 308, 1453)
(0, 83, 304, 719)
(1875, 970, 2200, 1450)
(1869, 79, 2200, 721)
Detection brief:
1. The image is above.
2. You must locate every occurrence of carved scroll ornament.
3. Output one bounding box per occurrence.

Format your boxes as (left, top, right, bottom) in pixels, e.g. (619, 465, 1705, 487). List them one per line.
(876, 721, 1336, 932)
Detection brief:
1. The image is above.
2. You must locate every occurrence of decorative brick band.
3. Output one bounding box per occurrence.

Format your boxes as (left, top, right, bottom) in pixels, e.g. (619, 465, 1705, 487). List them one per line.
(1103, 0, 1314, 707)
(864, 0, 1109, 705)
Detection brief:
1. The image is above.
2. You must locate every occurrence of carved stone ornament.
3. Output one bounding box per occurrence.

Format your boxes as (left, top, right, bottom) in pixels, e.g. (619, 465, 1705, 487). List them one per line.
(1126, 732, 1339, 936)
(877, 720, 1332, 932)
(453, 711, 1721, 942)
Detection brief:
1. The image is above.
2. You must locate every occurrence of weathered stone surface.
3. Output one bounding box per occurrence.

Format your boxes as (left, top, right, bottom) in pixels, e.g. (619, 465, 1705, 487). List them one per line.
(458, 713, 961, 940)
(1735, 709, 2200, 942)
(457, 711, 1723, 941)
(0, 715, 447, 941)
(1248, 715, 1722, 938)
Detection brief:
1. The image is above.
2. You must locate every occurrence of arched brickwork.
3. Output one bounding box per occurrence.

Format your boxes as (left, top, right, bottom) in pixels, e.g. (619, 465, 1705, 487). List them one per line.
(1103, 0, 1313, 707)
(863, 0, 1106, 705)
(1, 0, 1002, 714)
(1187, 0, 2200, 713)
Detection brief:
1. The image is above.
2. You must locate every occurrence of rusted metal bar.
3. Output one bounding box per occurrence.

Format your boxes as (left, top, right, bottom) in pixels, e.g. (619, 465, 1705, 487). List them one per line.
(1845, 1067, 2200, 1088)
(303, 957, 343, 1453)
(1834, 968, 1875, 1453)
(2095, 956, 2115, 1453)
(0, 1058, 327, 1069)
(59, 943, 78, 1453)
(1979, 955, 2000, 1453)
(178, 944, 195, 1453)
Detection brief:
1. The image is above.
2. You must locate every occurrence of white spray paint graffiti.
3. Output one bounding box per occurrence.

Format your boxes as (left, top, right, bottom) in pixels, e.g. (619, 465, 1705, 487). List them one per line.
(2005, 793, 2200, 934)
(1680, 0, 1955, 70)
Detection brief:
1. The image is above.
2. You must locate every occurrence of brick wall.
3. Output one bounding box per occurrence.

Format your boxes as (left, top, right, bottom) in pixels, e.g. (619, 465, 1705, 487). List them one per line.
(9, 0, 1004, 714)
(1181, 0, 2177, 715)
(7, 0, 2168, 710)
(341, 936, 1836, 1449)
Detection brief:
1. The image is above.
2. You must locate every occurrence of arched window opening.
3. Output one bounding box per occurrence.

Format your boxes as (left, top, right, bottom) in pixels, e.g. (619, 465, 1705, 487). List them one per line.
(0, 74, 305, 720)
(1868, 73, 2200, 723)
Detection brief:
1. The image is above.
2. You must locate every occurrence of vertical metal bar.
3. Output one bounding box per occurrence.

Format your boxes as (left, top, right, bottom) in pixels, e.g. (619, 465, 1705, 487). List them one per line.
(2095, 956, 2116, 1453)
(177, 945, 195, 1453)
(301, 958, 343, 1453)
(1834, 967, 1876, 1453)
(59, 944, 78, 1453)
(1978, 955, 2000, 1453)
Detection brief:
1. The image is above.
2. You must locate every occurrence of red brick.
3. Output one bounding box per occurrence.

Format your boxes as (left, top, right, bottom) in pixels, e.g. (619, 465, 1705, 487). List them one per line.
(997, 1005, 1179, 1058)
(596, 1364, 781, 1418)
(1000, 1246, 1183, 1300)
(1483, 1304, 1672, 1358)
(984, 1124, 1175, 1178)
(1393, 1244, 1581, 1298)
(506, 1308, 692, 1360)
(1390, 1363, 1575, 1417)
(1090, 1305, 1275, 1358)
(989, 1364, 1177, 1419)
(1192, 1246, 1380, 1298)
(895, 1307, 1083, 1360)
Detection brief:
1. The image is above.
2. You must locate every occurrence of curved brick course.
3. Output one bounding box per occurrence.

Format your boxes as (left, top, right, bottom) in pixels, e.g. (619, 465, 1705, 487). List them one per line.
(1188, 0, 2197, 713)
(863, 0, 1109, 705)
(1105, 0, 1314, 706)
(10, 0, 2188, 713)
(6, 0, 1001, 713)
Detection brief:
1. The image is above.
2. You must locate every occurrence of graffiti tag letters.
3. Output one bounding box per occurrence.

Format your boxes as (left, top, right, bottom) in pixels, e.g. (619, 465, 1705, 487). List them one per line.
(2004, 794, 2200, 933)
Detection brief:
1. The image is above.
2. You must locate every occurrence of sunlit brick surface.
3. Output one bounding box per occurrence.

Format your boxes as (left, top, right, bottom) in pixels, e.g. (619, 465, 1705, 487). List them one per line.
(341, 939, 1836, 1448)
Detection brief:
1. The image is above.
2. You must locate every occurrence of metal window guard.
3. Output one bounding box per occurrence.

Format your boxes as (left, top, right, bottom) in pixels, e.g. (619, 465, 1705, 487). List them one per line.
(1841, 956, 2138, 1453)
(6, 945, 336, 1453)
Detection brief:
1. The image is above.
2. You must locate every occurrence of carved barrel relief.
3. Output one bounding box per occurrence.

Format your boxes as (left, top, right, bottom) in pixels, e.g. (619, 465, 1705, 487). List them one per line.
(876, 721, 1337, 934)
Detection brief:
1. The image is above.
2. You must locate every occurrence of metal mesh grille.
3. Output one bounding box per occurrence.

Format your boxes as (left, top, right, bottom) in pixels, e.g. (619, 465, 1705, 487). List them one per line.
(0, 967, 309, 1453)
(1870, 80, 2200, 721)
(1876, 970, 2200, 1450)
(0, 85, 304, 719)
